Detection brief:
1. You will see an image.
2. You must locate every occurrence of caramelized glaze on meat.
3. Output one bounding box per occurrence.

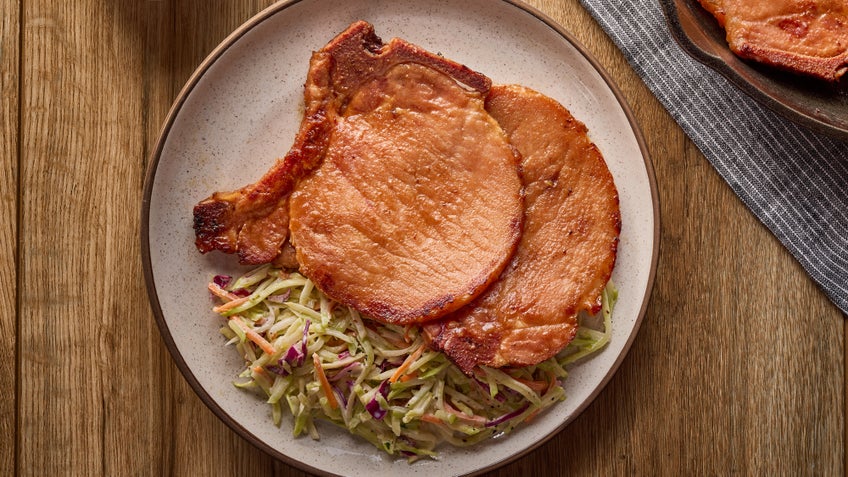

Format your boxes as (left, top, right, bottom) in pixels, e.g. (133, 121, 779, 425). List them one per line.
(289, 64, 523, 325)
(193, 21, 493, 264)
(425, 85, 621, 373)
(699, 0, 848, 81)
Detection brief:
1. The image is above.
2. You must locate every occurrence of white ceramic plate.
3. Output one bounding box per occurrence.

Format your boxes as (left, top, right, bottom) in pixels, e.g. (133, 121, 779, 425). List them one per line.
(142, 1, 658, 475)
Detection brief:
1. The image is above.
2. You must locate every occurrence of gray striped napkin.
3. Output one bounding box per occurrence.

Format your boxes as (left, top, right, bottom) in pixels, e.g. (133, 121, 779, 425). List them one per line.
(579, 0, 848, 315)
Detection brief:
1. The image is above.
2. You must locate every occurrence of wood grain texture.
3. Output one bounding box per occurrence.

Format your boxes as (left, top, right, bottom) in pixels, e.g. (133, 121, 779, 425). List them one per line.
(2, 0, 19, 475)
(18, 1, 149, 474)
(12, 0, 845, 476)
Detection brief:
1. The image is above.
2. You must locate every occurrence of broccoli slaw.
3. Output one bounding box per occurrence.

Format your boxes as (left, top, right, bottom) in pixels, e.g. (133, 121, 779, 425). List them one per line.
(208, 265, 616, 460)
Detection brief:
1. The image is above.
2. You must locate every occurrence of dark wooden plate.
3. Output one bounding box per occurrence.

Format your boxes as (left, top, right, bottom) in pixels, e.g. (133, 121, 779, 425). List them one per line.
(659, 0, 848, 140)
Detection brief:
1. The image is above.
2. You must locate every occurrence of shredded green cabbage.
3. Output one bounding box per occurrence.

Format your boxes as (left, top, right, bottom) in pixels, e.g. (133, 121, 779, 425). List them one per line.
(210, 267, 616, 461)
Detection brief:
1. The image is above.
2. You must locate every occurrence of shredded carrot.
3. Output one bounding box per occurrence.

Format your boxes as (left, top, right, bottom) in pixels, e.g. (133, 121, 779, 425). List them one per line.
(389, 343, 426, 383)
(420, 413, 443, 424)
(313, 353, 339, 409)
(523, 408, 541, 423)
(208, 282, 241, 301)
(443, 401, 486, 425)
(250, 365, 273, 389)
(515, 377, 548, 393)
(399, 371, 417, 383)
(231, 315, 277, 356)
(213, 295, 250, 313)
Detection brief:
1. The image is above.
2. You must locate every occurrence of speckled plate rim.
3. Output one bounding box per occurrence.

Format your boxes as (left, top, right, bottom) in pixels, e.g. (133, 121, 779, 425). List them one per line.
(659, 0, 848, 140)
(141, 1, 659, 475)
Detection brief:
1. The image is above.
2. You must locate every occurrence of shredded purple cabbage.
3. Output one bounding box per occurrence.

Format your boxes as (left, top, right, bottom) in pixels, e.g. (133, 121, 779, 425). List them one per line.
(365, 400, 387, 420)
(379, 358, 402, 371)
(210, 275, 240, 301)
(329, 361, 362, 382)
(332, 384, 348, 408)
(471, 374, 506, 403)
(282, 346, 302, 367)
(265, 364, 290, 377)
(281, 319, 311, 367)
(485, 404, 529, 427)
(365, 380, 390, 420)
(267, 290, 292, 303)
(278, 319, 311, 370)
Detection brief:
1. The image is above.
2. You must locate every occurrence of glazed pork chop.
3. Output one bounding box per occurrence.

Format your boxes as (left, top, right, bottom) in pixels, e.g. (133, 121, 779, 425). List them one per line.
(195, 21, 524, 325)
(193, 21, 495, 264)
(425, 85, 620, 373)
(289, 54, 523, 326)
(698, 0, 848, 81)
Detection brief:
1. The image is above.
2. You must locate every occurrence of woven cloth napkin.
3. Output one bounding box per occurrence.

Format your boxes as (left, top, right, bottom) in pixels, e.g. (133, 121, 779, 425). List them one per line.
(579, 0, 848, 315)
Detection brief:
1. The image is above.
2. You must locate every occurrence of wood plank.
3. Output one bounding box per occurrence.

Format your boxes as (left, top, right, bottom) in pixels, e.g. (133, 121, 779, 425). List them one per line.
(15, 0, 843, 475)
(140, 1, 287, 475)
(138, 0, 842, 474)
(489, 0, 845, 475)
(1, 0, 19, 475)
(18, 1, 153, 474)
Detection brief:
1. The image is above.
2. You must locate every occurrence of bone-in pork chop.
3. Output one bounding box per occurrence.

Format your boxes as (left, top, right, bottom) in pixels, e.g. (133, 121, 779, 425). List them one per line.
(698, 0, 848, 81)
(425, 85, 620, 373)
(194, 21, 523, 324)
(193, 21, 494, 264)
(289, 64, 523, 325)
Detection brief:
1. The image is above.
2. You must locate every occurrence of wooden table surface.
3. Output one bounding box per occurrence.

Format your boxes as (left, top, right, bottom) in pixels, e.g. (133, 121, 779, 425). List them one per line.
(3, 0, 845, 475)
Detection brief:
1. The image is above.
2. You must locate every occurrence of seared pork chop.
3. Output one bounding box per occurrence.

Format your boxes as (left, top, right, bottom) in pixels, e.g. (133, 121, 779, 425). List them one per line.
(698, 0, 848, 81)
(289, 64, 524, 325)
(425, 85, 620, 373)
(194, 21, 524, 324)
(193, 21, 493, 263)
